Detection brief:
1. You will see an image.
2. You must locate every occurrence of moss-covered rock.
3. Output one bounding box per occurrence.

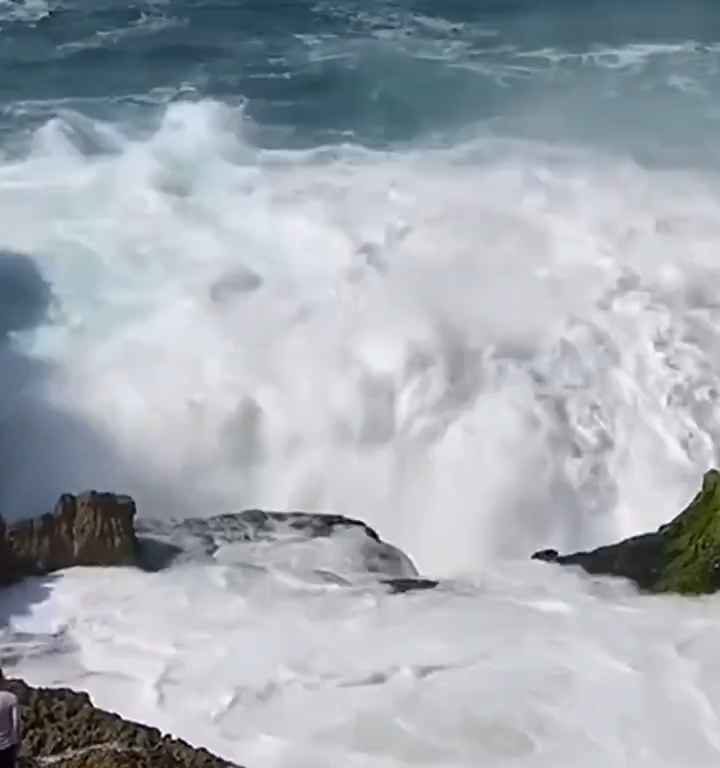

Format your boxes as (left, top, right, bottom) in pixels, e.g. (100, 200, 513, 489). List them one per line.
(532, 469, 720, 594)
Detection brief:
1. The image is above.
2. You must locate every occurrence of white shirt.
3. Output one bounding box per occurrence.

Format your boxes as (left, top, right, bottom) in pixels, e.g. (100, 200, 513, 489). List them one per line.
(0, 691, 20, 750)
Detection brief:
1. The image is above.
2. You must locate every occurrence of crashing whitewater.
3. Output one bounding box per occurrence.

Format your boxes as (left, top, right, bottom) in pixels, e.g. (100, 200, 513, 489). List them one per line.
(3, 1, 720, 764)
(2, 101, 720, 766)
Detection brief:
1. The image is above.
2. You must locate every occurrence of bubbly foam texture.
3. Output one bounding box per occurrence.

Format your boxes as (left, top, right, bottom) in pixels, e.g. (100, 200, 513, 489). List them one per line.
(1, 100, 720, 573)
(3, 1, 720, 763)
(6, 563, 720, 767)
(1, 25, 720, 760)
(517, 42, 707, 67)
(0, 0, 51, 25)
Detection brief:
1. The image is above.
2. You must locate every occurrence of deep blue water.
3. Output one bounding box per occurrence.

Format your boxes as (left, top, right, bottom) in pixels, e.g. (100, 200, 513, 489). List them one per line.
(2, 0, 720, 157)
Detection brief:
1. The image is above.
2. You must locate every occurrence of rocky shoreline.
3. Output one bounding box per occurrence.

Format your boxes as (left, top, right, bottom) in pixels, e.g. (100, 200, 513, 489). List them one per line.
(4, 678, 238, 768)
(0, 491, 439, 766)
(0, 491, 439, 593)
(532, 469, 720, 594)
(3, 470, 720, 765)
(0, 493, 241, 767)
(0, 493, 138, 586)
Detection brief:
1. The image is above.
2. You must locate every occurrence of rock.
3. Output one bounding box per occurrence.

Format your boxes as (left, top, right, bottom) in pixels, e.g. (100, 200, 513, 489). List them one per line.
(0, 676, 239, 768)
(3, 492, 139, 583)
(0, 490, 426, 589)
(531, 549, 560, 563)
(136, 509, 419, 579)
(382, 578, 439, 594)
(532, 469, 720, 594)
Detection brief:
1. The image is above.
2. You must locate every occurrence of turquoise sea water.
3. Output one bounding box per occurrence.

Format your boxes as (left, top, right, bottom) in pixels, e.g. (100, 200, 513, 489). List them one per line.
(2, 0, 720, 156)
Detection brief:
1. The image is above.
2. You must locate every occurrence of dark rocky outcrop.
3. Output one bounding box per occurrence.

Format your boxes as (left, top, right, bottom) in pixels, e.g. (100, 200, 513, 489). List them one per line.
(532, 469, 720, 594)
(2, 492, 139, 584)
(0, 493, 438, 768)
(138, 509, 390, 557)
(0, 490, 434, 591)
(136, 509, 422, 581)
(382, 578, 439, 594)
(0, 676, 238, 768)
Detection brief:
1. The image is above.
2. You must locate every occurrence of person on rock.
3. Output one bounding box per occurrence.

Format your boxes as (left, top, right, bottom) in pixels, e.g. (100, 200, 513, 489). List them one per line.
(0, 673, 20, 768)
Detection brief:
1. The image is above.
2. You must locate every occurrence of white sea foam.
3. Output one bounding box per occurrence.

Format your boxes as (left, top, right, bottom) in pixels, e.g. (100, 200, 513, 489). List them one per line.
(2, 85, 202, 123)
(4, 561, 720, 767)
(0, 0, 719, 762)
(515, 42, 705, 68)
(1, 99, 719, 572)
(0, 0, 52, 25)
(57, 11, 188, 54)
(2, 94, 720, 765)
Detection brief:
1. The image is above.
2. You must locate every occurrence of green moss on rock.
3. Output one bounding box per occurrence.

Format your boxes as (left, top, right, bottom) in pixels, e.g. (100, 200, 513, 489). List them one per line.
(654, 469, 720, 593)
(532, 470, 720, 595)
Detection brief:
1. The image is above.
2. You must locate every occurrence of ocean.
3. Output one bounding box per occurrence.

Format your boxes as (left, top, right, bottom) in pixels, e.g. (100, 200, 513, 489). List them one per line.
(2, 0, 720, 765)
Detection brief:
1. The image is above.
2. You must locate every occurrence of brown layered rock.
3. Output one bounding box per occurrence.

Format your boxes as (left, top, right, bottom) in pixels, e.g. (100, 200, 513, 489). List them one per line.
(0, 676, 239, 768)
(3, 492, 139, 583)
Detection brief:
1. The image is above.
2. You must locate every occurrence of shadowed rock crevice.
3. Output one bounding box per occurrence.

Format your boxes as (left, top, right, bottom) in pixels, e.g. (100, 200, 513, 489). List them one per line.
(532, 469, 720, 594)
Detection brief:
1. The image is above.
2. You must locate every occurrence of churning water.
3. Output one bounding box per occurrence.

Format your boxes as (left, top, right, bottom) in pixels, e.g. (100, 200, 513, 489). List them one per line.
(3, 1, 720, 765)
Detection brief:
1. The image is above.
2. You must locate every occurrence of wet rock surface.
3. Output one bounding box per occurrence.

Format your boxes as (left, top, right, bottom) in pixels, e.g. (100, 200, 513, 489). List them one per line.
(532, 469, 720, 594)
(136, 509, 423, 581)
(0, 488, 434, 589)
(382, 577, 439, 594)
(0, 495, 437, 765)
(1, 677, 238, 768)
(2, 493, 138, 584)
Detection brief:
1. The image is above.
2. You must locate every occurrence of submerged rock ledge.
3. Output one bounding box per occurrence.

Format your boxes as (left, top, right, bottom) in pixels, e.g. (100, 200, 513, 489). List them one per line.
(135, 509, 438, 592)
(0, 493, 437, 594)
(533, 469, 720, 594)
(3, 472, 717, 765)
